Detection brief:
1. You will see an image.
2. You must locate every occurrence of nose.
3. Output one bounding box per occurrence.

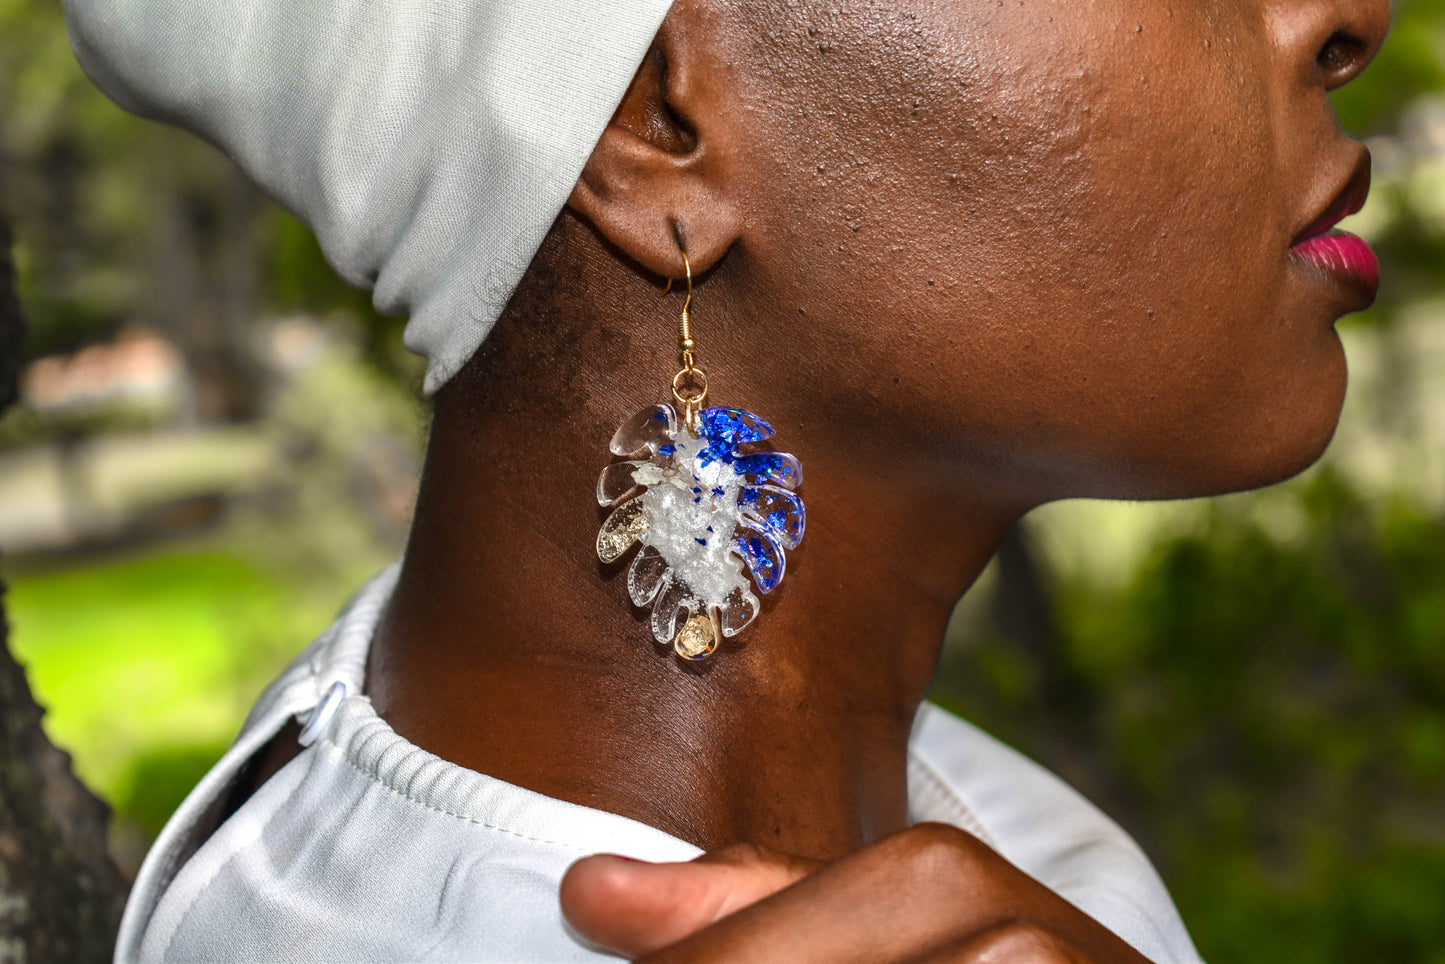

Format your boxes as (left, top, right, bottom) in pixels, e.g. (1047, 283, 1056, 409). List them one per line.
(1271, 0, 1393, 91)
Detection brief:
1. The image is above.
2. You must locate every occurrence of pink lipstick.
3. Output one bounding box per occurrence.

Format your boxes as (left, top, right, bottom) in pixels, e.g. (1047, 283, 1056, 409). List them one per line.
(1290, 175, 1378, 302)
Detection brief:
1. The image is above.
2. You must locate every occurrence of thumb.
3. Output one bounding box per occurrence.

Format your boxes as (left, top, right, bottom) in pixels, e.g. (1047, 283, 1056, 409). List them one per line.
(560, 843, 822, 958)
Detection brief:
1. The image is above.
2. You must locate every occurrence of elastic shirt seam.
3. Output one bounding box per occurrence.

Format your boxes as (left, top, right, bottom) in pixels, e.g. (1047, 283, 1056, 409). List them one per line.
(328, 738, 593, 855)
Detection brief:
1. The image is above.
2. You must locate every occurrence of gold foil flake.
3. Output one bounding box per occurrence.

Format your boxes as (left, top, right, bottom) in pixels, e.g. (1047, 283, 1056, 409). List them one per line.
(673, 610, 719, 660)
(597, 497, 649, 563)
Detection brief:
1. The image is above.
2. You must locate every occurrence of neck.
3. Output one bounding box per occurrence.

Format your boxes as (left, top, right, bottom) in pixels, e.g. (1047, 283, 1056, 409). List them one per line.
(367, 256, 1029, 860)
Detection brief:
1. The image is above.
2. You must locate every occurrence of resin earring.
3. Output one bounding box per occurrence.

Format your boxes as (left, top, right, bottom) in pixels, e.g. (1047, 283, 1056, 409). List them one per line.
(595, 252, 805, 660)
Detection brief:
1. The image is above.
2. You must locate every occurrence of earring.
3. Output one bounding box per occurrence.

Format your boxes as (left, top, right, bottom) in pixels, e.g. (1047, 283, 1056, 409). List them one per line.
(595, 252, 805, 660)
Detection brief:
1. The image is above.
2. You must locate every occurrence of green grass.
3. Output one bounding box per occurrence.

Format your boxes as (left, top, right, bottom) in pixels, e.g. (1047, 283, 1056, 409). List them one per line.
(5, 550, 338, 834)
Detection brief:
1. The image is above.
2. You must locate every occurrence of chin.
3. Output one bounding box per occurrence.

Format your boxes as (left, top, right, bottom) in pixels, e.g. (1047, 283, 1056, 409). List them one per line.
(1236, 409, 1343, 492)
(1096, 340, 1350, 502)
(1196, 344, 1351, 498)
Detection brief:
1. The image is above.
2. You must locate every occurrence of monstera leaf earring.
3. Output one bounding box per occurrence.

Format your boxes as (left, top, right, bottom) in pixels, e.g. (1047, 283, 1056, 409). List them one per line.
(595, 252, 805, 660)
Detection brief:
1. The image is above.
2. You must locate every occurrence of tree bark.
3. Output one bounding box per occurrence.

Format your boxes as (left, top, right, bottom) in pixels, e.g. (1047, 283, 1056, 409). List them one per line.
(0, 217, 127, 961)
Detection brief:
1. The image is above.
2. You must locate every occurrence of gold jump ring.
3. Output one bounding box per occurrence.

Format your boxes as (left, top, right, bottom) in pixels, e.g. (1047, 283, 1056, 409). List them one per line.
(672, 366, 709, 407)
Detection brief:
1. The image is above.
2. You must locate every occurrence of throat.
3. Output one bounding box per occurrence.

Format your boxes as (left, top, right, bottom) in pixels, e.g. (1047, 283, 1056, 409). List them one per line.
(366, 552, 924, 859)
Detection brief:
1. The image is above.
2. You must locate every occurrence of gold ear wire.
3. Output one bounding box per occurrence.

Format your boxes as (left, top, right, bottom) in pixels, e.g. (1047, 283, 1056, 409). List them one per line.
(658, 253, 694, 354)
(660, 252, 706, 431)
(658, 251, 692, 311)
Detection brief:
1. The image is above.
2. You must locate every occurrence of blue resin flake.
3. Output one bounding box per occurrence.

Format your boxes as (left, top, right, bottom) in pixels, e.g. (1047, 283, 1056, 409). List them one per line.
(701, 407, 773, 447)
(596, 403, 806, 645)
(736, 529, 784, 593)
(735, 451, 803, 488)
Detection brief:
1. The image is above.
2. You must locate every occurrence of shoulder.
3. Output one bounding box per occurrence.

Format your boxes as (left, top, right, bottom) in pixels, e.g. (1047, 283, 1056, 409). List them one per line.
(907, 702, 1204, 964)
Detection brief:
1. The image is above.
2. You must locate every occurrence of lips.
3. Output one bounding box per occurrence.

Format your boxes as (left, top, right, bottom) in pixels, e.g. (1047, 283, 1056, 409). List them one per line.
(1289, 166, 1379, 304)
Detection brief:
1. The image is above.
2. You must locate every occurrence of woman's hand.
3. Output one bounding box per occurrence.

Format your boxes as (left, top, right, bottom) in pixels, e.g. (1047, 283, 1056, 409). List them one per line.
(560, 822, 1152, 963)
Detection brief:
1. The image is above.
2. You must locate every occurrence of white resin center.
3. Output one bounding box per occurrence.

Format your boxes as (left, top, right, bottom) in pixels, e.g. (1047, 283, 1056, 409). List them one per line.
(632, 431, 749, 609)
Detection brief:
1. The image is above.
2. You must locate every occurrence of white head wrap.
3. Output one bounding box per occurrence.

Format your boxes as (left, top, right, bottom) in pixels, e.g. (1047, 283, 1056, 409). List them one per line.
(64, 0, 675, 393)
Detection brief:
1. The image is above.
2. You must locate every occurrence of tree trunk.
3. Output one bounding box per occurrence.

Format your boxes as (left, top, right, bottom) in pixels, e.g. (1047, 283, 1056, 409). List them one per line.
(0, 217, 127, 961)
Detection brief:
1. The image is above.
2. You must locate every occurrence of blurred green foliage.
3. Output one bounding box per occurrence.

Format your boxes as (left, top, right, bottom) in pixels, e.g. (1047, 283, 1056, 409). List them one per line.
(1116, 479, 1441, 960)
(939, 474, 1445, 962)
(7, 553, 287, 830)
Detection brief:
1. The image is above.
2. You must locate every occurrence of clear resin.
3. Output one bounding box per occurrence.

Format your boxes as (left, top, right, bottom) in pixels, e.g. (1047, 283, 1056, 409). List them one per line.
(596, 403, 805, 657)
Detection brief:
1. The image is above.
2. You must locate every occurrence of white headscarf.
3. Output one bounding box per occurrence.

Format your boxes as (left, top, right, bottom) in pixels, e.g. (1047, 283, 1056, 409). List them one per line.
(64, 0, 675, 393)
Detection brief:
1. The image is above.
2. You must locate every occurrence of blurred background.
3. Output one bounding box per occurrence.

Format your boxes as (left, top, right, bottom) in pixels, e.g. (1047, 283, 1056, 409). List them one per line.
(1, 0, 1443, 960)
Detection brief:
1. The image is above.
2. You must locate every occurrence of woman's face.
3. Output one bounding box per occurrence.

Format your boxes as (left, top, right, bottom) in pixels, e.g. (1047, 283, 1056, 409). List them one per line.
(705, 0, 1390, 502)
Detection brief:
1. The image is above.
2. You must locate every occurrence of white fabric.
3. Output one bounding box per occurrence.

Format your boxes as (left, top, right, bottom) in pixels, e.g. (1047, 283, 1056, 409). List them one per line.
(116, 565, 1203, 963)
(63, 0, 675, 393)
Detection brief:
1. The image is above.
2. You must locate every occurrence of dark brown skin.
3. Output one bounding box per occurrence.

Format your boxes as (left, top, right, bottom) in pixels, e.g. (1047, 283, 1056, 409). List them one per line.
(324, 0, 1389, 958)
(561, 826, 1154, 962)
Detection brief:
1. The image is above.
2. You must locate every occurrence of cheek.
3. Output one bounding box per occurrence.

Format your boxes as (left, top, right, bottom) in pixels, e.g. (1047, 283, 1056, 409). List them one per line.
(751, 1, 1345, 497)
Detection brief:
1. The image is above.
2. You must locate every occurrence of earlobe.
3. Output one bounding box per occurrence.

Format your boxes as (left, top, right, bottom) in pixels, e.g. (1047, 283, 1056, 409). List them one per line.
(566, 16, 741, 279)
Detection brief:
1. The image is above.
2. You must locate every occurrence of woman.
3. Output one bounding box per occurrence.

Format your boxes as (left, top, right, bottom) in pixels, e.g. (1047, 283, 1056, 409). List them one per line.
(64, 0, 1389, 960)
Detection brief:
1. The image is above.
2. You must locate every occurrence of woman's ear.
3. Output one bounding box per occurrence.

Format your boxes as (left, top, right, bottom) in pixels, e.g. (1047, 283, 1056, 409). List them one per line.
(567, 10, 742, 278)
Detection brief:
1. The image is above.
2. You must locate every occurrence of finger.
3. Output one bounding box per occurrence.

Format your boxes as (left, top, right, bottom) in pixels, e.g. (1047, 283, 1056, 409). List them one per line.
(560, 844, 821, 958)
(634, 823, 1148, 964)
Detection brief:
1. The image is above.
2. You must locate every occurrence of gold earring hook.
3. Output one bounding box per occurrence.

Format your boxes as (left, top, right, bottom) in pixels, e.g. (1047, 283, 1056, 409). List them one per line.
(658, 252, 693, 317)
(659, 252, 696, 359)
(660, 251, 706, 432)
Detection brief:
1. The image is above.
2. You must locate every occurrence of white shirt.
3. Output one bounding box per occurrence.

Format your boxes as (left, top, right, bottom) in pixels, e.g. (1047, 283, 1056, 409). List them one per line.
(117, 564, 1203, 963)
